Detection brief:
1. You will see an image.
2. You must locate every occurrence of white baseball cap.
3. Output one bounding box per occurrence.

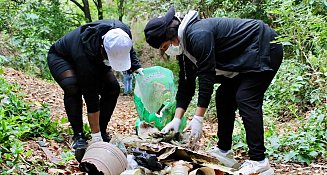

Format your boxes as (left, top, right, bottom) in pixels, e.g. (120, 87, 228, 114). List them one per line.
(102, 28, 132, 71)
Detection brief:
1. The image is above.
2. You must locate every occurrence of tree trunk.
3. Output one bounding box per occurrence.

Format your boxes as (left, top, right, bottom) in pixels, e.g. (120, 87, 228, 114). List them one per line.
(96, 0, 103, 20)
(82, 0, 92, 22)
(92, 0, 103, 20)
(118, 0, 124, 21)
(70, 0, 92, 22)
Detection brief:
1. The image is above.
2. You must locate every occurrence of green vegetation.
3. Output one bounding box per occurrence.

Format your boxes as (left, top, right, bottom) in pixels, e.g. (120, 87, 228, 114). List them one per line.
(0, 0, 326, 173)
(266, 106, 326, 165)
(0, 0, 75, 79)
(263, 0, 326, 164)
(0, 68, 65, 173)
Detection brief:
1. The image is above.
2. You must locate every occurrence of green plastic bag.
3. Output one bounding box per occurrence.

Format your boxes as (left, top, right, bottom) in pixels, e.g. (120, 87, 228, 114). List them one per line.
(134, 66, 186, 131)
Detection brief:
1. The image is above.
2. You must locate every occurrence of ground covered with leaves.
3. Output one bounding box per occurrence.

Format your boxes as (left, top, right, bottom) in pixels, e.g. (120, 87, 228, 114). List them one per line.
(3, 67, 327, 174)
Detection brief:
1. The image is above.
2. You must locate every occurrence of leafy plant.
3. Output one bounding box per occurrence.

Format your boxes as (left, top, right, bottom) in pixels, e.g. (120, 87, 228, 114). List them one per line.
(0, 0, 75, 79)
(266, 106, 326, 164)
(264, 60, 309, 118)
(264, 0, 327, 119)
(0, 76, 64, 173)
(266, 0, 327, 70)
(211, 0, 269, 22)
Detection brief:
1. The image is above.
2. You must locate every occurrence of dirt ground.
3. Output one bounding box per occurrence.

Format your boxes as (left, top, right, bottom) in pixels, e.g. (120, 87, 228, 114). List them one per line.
(3, 67, 326, 174)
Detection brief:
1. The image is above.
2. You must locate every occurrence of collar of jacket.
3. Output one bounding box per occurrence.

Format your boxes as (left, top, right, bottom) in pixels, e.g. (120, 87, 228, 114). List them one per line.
(178, 10, 199, 66)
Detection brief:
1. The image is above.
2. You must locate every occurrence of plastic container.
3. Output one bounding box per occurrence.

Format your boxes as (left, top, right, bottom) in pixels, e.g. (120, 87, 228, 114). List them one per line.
(80, 142, 128, 175)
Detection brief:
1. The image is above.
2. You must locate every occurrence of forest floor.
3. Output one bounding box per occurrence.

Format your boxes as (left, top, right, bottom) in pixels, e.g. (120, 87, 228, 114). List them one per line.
(3, 67, 327, 175)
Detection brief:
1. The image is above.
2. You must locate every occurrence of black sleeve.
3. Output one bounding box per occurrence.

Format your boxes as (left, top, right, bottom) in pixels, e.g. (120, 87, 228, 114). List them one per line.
(176, 55, 197, 111)
(130, 47, 142, 71)
(188, 30, 216, 108)
(54, 38, 66, 56)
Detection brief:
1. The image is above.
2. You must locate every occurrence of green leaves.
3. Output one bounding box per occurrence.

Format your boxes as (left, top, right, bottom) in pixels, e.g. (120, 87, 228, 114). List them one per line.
(0, 0, 75, 79)
(0, 76, 64, 173)
(268, 135, 280, 150)
(284, 151, 297, 162)
(264, 107, 327, 164)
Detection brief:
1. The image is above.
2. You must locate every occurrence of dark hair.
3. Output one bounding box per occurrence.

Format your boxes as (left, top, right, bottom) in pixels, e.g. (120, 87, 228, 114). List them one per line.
(165, 17, 180, 41)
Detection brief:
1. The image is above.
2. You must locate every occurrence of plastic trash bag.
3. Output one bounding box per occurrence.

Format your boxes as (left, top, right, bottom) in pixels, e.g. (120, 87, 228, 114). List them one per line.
(134, 66, 186, 131)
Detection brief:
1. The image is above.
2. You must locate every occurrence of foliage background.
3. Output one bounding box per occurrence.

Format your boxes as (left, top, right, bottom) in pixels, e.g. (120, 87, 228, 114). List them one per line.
(0, 0, 326, 173)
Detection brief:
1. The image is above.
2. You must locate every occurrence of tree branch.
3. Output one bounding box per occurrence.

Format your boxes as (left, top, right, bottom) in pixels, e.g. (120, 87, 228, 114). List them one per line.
(70, 0, 84, 12)
(10, 0, 25, 5)
(92, 0, 98, 7)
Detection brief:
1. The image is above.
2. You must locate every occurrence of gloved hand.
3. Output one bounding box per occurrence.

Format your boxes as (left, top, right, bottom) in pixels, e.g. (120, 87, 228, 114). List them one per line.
(135, 68, 144, 76)
(183, 115, 204, 147)
(161, 117, 181, 133)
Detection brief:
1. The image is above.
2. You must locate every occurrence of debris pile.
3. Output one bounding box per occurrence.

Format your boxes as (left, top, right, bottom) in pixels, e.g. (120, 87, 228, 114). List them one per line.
(80, 122, 239, 175)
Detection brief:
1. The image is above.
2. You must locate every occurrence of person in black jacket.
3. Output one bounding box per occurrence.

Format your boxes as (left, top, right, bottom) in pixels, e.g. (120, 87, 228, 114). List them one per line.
(47, 20, 143, 151)
(144, 7, 283, 175)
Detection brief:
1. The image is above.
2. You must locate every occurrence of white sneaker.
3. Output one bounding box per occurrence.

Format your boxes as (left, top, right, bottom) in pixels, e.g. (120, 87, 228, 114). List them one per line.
(236, 158, 274, 175)
(207, 147, 240, 168)
(88, 132, 103, 145)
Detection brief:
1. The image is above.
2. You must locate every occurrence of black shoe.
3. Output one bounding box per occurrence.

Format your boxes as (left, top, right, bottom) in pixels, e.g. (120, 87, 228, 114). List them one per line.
(101, 132, 111, 142)
(72, 133, 87, 150)
(72, 133, 87, 162)
(75, 148, 86, 163)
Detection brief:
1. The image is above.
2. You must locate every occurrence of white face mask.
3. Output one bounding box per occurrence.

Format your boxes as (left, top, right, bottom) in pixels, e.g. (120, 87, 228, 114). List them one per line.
(165, 43, 183, 56)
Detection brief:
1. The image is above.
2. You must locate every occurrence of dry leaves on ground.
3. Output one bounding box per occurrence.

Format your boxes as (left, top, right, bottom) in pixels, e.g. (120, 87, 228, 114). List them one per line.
(3, 67, 327, 175)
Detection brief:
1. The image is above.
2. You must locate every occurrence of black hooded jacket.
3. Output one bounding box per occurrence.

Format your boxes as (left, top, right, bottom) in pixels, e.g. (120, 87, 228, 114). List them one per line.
(176, 18, 276, 110)
(52, 20, 141, 112)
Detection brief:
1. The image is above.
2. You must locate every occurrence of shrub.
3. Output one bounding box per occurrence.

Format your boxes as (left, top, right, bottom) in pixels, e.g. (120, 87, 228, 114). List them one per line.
(0, 0, 75, 79)
(0, 74, 64, 173)
(266, 106, 327, 164)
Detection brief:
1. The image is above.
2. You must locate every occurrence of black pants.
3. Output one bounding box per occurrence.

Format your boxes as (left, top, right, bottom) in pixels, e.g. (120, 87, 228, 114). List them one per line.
(216, 43, 283, 161)
(47, 45, 119, 136)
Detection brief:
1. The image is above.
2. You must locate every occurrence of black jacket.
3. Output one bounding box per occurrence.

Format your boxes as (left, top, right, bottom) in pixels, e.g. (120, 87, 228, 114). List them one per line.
(176, 18, 276, 109)
(53, 20, 141, 111)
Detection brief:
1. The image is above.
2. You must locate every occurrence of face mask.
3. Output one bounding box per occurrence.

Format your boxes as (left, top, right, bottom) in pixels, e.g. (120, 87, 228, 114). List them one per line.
(165, 43, 183, 56)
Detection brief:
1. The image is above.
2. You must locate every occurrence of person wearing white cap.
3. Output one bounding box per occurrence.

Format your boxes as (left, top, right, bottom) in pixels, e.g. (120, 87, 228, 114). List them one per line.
(47, 19, 143, 161)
